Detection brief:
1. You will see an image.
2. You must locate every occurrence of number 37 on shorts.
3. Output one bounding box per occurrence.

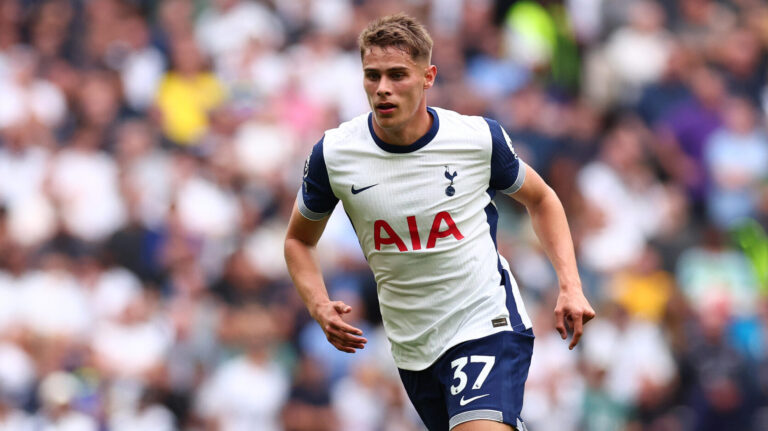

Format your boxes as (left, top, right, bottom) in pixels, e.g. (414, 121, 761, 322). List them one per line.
(449, 355, 495, 404)
(443, 331, 533, 428)
(400, 330, 534, 430)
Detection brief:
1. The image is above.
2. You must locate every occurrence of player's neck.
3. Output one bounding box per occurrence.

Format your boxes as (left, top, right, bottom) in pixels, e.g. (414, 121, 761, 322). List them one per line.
(373, 106, 433, 147)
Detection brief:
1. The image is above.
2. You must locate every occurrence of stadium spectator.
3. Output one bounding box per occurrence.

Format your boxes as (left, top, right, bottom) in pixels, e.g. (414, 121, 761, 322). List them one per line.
(155, 35, 226, 145)
(703, 95, 768, 227)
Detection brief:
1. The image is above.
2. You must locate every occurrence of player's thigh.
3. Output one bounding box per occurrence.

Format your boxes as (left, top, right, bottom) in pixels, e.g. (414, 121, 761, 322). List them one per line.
(435, 330, 534, 430)
(453, 419, 516, 431)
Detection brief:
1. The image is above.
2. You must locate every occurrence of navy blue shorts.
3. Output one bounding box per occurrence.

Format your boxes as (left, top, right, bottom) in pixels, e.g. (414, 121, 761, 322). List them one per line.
(398, 329, 534, 431)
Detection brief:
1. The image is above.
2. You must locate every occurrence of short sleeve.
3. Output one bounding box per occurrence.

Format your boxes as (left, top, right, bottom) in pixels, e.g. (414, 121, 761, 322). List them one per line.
(297, 137, 338, 220)
(485, 118, 526, 194)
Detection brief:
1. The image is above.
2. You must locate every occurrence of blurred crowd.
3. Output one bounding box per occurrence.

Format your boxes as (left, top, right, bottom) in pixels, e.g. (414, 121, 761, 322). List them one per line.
(0, 0, 767, 430)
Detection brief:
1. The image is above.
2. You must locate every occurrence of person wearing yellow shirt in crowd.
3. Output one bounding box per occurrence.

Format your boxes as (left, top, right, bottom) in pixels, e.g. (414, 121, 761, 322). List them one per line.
(610, 246, 673, 323)
(155, 36, 226, 145)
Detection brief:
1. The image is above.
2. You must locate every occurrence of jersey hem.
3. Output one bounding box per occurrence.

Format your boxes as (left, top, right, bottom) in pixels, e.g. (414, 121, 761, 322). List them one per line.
(392, 323, 531, 371)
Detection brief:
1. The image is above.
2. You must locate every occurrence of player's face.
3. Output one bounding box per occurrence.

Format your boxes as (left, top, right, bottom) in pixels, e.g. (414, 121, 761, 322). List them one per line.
(362, 46, 436, 132)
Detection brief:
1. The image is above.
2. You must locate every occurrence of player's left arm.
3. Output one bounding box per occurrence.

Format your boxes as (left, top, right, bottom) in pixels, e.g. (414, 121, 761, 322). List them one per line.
(509, 164, 595, 349)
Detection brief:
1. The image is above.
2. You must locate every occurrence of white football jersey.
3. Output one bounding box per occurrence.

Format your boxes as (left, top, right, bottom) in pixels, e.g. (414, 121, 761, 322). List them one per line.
(298, 107, 532, 370)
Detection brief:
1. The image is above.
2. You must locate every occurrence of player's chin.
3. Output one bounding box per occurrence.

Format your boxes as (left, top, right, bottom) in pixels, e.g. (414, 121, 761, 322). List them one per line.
(374, 114, 399, 129)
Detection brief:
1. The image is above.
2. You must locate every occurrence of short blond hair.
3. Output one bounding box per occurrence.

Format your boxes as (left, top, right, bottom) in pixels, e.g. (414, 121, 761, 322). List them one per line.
(358, 13, 433, 64)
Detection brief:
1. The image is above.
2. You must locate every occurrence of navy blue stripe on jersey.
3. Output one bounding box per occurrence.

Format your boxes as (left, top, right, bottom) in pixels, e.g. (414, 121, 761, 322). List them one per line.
(502, 269, 525, 330)
(368, 107, 440, 153)
(485, 118, 525, 194)
(485, 188, 524, 331)
(484, 189, 504, 278)
(298, 137, 338, 220)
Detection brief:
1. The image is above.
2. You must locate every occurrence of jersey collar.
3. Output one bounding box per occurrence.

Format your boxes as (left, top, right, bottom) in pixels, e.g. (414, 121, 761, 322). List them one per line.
(368, 107, 439, 153)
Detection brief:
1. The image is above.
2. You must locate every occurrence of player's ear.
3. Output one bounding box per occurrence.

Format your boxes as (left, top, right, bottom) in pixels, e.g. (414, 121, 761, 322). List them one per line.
(424, 64, 437, 90)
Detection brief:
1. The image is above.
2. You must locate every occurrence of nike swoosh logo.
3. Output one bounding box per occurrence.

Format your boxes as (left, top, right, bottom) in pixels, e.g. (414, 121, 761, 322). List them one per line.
(459, 394, 490, 406)
(351, 184, 378, 194)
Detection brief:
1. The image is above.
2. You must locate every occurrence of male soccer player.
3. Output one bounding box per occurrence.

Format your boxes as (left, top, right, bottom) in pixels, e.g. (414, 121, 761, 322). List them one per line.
(284, 13, 595, 431)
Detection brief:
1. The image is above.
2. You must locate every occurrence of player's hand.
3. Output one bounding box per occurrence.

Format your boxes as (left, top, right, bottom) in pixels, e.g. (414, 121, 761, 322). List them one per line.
(554, 289, 595, 350)
(313, 300, 367, 353)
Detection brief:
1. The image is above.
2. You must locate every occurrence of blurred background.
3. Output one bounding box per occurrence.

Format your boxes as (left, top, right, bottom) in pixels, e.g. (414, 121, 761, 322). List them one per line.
(0, 0, 767, 430)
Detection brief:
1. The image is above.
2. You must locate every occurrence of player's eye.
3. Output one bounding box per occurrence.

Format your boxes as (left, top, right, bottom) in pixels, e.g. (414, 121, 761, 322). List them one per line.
(365, 72, 380, 80)
(390, 72, 406, 80)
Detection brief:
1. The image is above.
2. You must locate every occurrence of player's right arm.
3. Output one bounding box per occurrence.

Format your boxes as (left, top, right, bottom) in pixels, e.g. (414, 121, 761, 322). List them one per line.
(284, 200, 368, 354)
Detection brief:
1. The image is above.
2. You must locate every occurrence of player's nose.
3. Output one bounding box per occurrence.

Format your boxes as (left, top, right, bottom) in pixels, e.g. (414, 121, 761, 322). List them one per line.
(376, 77, 392, 96)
